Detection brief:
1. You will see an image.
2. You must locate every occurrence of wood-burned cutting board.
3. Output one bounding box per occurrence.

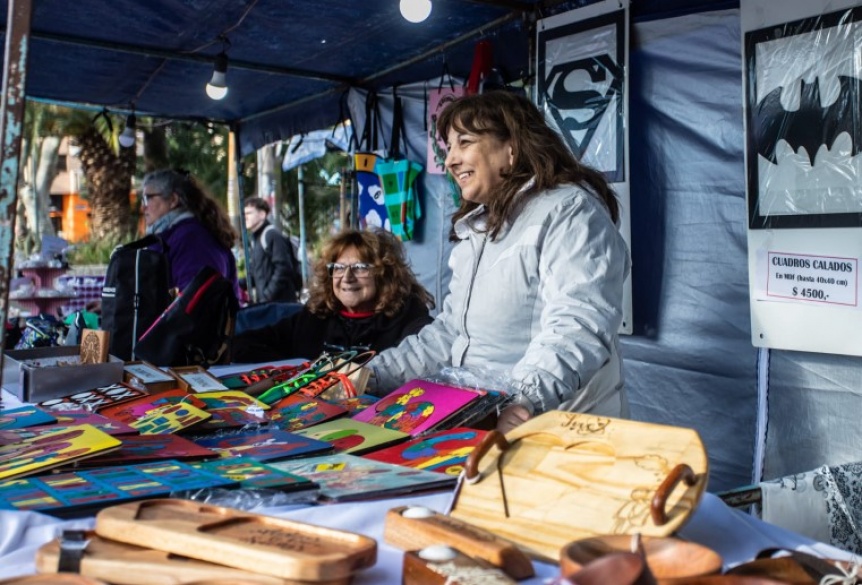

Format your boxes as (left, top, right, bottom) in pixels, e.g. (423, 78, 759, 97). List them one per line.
(94, 499, 376, 582)
(36, 531, 350, 585)
(449, 410, 709, 560)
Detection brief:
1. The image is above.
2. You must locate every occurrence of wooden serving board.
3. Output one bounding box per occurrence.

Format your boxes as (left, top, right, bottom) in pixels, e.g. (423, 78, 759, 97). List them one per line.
(94, 499, 376, 581)
(449, 410, 708, 560)
(36, 532, 349, 585)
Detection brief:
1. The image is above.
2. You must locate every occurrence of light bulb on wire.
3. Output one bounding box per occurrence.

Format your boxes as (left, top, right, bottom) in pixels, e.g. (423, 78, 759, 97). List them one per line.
(206, 51, 229, 100)
(118, 113, 136, 148)
(400, 0, 432, 23)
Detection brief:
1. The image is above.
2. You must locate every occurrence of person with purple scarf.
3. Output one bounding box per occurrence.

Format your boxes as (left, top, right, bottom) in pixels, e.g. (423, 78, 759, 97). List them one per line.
(141, 169, 240, 298)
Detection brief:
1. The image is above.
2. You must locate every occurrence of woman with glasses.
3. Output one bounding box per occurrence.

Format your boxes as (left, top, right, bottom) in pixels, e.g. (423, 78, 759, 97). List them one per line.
(141, 168, 239, 297)
(368, 91, 630, 434)
(231, 228, 434, 362)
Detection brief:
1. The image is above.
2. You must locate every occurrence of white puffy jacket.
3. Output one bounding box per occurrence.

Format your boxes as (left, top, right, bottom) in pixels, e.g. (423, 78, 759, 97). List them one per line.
(372, 183, 631, 417)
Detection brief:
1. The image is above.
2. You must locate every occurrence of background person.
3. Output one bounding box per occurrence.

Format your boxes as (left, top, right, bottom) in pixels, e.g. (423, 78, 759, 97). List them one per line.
(142, 168, 240, 297)
(367, 90, 630, 433)
(244, 196, 300, 303)
(232, 228, 434, 362)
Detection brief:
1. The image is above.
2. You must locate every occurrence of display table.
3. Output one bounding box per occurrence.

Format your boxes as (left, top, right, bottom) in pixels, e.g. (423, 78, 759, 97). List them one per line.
(0, 488, 855, 584)
(0, 362, 856, 583)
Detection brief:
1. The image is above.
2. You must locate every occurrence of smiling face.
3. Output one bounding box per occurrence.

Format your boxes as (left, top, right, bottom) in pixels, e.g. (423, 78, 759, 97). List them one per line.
(445, 127, 513, 205)
(331, 246, 377, 313)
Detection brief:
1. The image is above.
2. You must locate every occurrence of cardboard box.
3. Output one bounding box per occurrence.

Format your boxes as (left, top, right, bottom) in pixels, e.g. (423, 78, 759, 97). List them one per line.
(3, 346, 124, 402)
(123, 361, 181, 394)
(168, 365, 229, 393)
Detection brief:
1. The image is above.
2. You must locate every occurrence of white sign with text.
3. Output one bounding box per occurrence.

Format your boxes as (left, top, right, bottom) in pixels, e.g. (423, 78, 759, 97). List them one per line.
(759, 251, 858, 307)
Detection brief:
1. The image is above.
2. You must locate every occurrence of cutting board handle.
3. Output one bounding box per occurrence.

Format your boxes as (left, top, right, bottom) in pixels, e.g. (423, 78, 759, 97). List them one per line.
(650, 463, 697, 526)
(464, 431, 510, 483)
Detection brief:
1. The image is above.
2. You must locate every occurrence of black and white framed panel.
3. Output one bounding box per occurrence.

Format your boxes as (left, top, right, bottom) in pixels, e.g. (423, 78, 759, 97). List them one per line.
(536, 0, 632, 334)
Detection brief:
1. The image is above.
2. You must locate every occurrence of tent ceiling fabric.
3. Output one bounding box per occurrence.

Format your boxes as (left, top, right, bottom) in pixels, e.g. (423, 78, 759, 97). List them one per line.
(0, 0, 734, 154)
(3, 0, 540, 154)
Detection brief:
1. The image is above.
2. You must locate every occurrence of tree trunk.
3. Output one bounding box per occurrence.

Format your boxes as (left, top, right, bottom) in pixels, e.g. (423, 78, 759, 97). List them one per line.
(77, 126, 135, 241)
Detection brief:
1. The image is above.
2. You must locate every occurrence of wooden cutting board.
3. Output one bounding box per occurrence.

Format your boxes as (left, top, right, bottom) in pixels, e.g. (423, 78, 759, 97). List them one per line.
(36, 532, 349, 585)
(449, 410, 709, 560)
(94, 499, 376, 581)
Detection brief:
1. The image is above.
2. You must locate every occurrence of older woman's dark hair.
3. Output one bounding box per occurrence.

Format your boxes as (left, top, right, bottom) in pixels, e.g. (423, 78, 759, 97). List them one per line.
(142, 169, 237, 250)
(437, 90, 620, 241)
(306, 229, 435, 317)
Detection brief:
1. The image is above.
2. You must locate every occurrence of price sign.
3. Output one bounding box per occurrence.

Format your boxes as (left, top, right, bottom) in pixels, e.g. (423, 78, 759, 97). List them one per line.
(764, 252, 858, 307)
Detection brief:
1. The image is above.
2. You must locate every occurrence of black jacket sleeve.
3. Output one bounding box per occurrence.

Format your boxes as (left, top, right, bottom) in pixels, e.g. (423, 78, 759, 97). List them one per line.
(261, 228, 297, 303)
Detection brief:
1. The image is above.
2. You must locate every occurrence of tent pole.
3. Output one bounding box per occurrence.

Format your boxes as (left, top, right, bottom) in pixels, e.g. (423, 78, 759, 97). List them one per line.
(231, 124, 254, 300)
(0, 0, 34, 397)
(297, 165, 309, 290)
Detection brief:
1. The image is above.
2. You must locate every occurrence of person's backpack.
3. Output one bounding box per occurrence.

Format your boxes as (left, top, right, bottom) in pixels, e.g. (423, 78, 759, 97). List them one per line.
(100, 235, 172, 361)
(134, 266, 239, 367)
(261, 224, 303, 293)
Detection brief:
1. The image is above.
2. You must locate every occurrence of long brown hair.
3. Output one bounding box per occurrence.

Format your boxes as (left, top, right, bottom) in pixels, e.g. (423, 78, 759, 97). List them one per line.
(437, 91, 619, 241)
(306, 229, 434, 317)
(142, 169, 237, 249)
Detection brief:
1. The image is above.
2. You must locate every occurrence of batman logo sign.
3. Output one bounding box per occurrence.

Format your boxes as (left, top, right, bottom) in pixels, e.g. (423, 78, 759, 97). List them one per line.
(754, 75, 862, 164)
(543, 54, 623, 160)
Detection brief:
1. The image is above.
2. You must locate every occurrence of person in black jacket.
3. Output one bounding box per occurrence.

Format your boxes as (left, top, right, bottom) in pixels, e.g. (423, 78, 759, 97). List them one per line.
(232, 228, 435, 362)
(244, 197, 300, 303)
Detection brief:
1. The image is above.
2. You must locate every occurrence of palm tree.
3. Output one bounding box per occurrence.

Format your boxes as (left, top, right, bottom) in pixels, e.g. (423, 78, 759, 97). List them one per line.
(72, 113, 136, 241)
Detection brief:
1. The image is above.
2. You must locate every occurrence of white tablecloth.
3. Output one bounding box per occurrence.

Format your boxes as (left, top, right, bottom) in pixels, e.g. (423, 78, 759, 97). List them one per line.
(0, 490, 855, 583)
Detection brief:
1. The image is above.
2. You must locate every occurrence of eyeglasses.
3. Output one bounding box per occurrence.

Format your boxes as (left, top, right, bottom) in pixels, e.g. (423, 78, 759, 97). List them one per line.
(140, 192, 164, 206)
(327, 262, 372, 277)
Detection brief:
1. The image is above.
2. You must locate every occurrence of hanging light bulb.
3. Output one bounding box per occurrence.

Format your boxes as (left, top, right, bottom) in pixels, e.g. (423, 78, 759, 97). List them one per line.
(118, 112, 136, 148)
(206, 51, 229, 100)
(400, 0, 432, 23)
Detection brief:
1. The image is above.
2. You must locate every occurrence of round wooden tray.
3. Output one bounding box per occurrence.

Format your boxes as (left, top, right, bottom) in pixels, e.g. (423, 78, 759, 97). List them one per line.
(560, 535, 722, 582)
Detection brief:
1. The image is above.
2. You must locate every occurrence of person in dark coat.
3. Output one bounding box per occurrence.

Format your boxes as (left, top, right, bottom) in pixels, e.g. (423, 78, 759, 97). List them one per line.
(244, 196, 299, 303)
(232, 229, 434, 362)
(142, 168, 240, 298)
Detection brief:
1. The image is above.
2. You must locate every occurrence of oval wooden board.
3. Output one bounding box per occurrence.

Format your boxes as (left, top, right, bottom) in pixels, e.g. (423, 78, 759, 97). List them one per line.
(36, 532, 349, 585)
(449, 411, 709, 560)
(94, 499, 376, 581)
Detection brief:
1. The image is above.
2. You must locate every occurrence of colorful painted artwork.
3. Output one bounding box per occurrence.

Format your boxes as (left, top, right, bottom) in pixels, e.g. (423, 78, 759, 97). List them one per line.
(363, 427, 488, 476)
(270, 453, 457, 502)
(0, 459, 237, 517)
(38, 383, 147, 413)
(269, 394, 347, 431)
(99, 389, 206, 425)
(329, 394, 379, 415)
(130, 402, 211, 435)
(52, 410, 137, 435)
(192, 428, 333, 462)
(194, 390, 270, 412)
(192, 456, 318, 491)
(79, 434, 216, 466)
(218, 364, 305, 389)
(0, 405, 56, 430)
(351, 379, 481, 436)
(293, 418, 408, 455)
(0, 424, 121, 481)
(196, 407, 270, 431)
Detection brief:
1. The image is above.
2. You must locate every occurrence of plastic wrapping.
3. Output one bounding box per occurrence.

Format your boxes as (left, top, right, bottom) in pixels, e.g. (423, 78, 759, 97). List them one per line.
(746, 8, 862, 228)
(178, 486, 319, 511)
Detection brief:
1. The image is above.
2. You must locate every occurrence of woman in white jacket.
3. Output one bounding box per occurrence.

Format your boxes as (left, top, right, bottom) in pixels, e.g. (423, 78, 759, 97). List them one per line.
(370, 90, 630, 432)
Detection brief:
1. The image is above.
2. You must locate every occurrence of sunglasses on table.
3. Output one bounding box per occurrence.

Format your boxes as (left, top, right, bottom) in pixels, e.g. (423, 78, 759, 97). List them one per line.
(326, 262, 372, 277)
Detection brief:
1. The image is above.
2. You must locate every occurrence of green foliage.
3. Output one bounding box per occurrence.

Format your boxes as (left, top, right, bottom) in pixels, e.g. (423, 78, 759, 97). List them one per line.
(280, 150, 348, 254)
(158, 121, 256, 206)
(65, 234, 128, 265)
